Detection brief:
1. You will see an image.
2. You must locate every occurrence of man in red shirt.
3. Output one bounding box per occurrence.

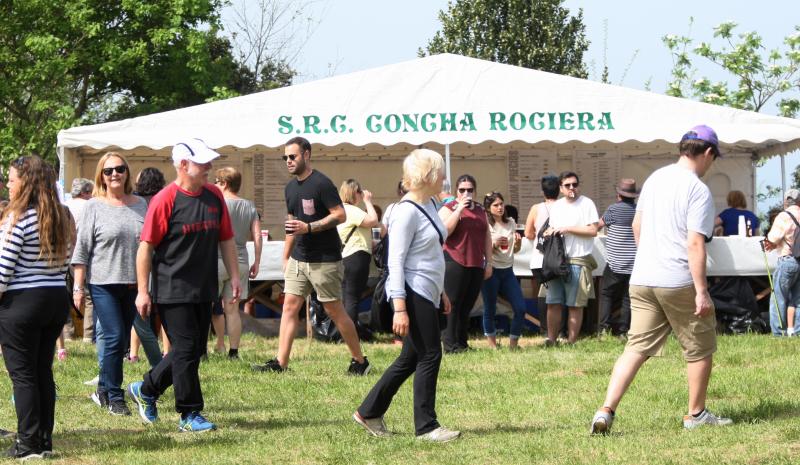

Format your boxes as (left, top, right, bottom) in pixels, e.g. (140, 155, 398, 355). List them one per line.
(128, 139, 240, 432)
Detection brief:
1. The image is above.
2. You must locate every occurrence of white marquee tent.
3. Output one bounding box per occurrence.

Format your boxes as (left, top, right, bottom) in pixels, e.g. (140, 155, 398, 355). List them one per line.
(57, 53, 800, 234)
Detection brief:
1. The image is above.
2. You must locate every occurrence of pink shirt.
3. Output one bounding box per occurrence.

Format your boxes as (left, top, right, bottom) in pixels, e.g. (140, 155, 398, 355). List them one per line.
(768, 206, 800, 257)
(443, 200, 488, 268)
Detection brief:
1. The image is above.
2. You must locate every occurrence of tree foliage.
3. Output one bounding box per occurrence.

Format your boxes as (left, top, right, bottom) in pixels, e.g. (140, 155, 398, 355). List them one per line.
(421, 0, 589, 78)
(664, 20, 800, 117)
(0, 0, 241, 164)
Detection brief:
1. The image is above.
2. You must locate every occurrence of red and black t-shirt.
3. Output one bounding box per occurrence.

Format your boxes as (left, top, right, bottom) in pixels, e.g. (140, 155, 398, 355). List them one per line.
(141, 182, 234, 304)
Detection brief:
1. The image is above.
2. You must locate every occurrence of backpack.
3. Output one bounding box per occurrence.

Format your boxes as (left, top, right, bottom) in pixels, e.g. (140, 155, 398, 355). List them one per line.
(370, 199, 443, 333)
(783, 210, 800, 260)
(538, 228, 569, 284)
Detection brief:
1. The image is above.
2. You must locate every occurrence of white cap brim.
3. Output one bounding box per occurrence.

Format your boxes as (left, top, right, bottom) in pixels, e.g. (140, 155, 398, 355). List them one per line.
(172, 139, 221, 164)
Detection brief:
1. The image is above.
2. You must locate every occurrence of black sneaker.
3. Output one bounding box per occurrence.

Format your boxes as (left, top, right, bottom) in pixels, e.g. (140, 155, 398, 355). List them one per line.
(228, 349, 240, 360)
(108, 399, 132, 416)
(347, 357, 370, 376)
(251, 358, 285, 373)
(91, 390, 109, 409)
(4, 440, 43, 461)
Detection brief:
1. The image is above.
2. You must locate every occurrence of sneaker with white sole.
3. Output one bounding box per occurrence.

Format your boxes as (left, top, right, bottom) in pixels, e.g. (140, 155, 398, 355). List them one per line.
(590, 408, 615, 435)
(127, 381, 158, 424)
(416, 426, 460, 443)
(352, 411, 390, 437)
(347, 357, 371, 376)
(91, 390, 108, 409)
(178, 412, 216, 432)
(683, 409, 733, 429)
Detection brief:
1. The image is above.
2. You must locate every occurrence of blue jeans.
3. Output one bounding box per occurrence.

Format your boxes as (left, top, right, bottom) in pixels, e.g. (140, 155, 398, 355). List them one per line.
(89, 284, 137, 402)
(481, 267, 527, 339)
(770, 256, 800, 336)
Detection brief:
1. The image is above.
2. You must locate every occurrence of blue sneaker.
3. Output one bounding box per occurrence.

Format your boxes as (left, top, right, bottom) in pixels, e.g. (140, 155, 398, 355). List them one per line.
(178, 412, 217, 433)
(127, 381, 158, 424)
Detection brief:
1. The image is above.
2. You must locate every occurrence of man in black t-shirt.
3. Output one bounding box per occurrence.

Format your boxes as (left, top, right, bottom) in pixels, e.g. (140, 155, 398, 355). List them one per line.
(252, 136, 369, 375)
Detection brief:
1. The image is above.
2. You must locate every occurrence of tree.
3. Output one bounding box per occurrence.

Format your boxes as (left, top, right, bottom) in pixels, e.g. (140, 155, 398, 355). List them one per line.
(420, 0, 589, 78)
(664, 20, 800, 117)
(0, 0, 240, 164)
(220, 0, 319, 95)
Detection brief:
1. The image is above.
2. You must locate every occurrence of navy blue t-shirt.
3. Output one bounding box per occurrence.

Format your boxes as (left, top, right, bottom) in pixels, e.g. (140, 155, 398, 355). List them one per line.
(718, 208, 759, 236)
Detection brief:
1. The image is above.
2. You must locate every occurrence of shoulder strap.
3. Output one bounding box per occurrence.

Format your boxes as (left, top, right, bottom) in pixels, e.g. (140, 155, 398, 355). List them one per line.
(342, 225, 358, 245)
(784, 210, 800, 227)
(399, 199, 444, 245)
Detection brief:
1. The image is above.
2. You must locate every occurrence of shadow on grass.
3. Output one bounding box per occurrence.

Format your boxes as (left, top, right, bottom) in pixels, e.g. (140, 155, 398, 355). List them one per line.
(726, 399, 800, 422)
(461, 423, 550, 435)
(226, 416, 346, 431)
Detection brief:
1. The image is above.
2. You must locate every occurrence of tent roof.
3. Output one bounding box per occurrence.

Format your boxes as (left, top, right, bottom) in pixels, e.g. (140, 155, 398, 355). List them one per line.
(58, 53, 800, 157)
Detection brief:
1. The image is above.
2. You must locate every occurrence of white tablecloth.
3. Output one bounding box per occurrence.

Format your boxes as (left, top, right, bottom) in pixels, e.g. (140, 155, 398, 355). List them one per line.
(248, 236, 778, 281)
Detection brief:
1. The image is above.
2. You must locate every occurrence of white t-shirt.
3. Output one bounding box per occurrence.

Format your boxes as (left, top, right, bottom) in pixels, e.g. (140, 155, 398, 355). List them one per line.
(631, 163, 715, 288)
(548, 195, 599, 257)
(490, 219, 516, 269)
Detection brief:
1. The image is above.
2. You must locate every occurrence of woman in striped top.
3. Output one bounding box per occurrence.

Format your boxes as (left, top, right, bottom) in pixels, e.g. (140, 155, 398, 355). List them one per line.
(0, 155, 73, 460)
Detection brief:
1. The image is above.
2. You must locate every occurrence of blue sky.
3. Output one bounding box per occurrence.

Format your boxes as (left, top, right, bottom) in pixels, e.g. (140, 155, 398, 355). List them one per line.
(229, 0, 800, 213)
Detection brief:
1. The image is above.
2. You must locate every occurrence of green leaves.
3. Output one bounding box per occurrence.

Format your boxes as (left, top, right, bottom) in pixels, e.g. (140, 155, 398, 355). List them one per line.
(664, 20, 800, 118)
(421, 0, 589, 78)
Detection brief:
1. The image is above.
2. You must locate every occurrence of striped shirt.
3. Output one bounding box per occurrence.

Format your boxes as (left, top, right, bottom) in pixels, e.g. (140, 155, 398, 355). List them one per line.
(0, 209, 70, 292)
(602, 201, 637, 274)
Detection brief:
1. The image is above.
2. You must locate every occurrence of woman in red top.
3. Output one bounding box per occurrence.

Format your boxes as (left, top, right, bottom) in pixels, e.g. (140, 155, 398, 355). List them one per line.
(438, 174, 492, 353)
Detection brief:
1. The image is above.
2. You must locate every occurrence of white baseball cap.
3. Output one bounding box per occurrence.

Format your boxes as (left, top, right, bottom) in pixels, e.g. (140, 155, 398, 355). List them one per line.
(172, 139, 221, 164)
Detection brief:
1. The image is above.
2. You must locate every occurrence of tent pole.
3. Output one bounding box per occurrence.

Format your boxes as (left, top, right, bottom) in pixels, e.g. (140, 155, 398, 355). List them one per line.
(781, 153, 787, 200)
(445, 144, 451, 184)
(752, 152, 758, 217)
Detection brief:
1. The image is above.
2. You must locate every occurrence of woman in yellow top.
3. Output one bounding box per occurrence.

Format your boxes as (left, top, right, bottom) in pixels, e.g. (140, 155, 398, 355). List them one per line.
(338, 179, 384, 338)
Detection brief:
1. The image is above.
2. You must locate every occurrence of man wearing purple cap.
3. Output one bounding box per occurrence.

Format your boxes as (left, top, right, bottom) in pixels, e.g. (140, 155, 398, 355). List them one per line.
(591, 125, 732, 434)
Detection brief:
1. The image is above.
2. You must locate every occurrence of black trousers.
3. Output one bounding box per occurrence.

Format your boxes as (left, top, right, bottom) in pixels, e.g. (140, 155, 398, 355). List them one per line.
(0, 287, 68, 452)
(142, 302, 211, 415)
(342, 251, 371, 322)
(358, 286, 442, 435)
(598, 266, 632, 335)
(442, 256, 484, 352)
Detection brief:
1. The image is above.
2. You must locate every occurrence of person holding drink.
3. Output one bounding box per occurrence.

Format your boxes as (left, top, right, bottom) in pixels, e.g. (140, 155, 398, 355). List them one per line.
(481, 191, 527, 349)
(438, 174, 492, 353)
(337, 179, 384, 339)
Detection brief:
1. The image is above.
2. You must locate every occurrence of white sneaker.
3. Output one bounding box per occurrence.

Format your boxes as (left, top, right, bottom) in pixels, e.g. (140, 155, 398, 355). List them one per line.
(352, 412, 390, 437)
(590, 409, 614, 435)
(83, 376, 99, 386)
(416, 426, 460, 443)
(683, 409, 733, 429)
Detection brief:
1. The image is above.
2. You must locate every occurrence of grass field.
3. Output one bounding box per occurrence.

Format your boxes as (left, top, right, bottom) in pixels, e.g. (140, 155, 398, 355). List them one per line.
(2, 332, 798, 464)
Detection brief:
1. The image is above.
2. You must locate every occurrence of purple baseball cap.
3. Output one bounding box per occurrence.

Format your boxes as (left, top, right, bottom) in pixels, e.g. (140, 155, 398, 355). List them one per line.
(681, 124, 719, 147)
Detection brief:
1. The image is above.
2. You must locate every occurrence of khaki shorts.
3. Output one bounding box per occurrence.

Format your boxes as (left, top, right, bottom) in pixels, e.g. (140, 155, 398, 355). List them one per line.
(284, 257, 343, 302)
(219, 261, 250, 300)
(624, 285, 717, 362)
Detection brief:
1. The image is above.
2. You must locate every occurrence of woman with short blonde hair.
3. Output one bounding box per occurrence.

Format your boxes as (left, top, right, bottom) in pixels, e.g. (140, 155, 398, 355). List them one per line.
(354, 149, 460, 443)
(715, 189, 760, 236)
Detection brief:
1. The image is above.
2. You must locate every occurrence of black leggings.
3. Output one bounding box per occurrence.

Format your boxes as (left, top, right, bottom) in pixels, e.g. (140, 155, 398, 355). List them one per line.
(358, 286, 443, 435)
(342, 251, 371, 322)
(442, 255, 484, 352)
(0, 287, 68, 453)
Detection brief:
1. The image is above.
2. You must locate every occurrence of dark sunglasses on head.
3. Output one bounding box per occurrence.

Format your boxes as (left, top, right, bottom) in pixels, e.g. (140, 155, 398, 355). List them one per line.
(282, 154, 300, 161)
(458, 188, 474, 193)
(562, 182, 579, 188)
(102, 165, 127, 176)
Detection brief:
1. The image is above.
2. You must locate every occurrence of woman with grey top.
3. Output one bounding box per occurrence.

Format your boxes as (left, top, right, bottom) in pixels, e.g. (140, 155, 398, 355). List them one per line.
(211, 167, 261, 359)
(353, 148, 460, 443)
(72, 152, 148, 416)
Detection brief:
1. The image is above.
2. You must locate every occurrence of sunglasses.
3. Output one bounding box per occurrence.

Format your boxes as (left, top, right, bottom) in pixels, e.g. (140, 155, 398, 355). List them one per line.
(102, 165, 127, 176)
(562, 182, 579, 189)
(282, 154, 300, 162)
(458, 188, 474, 193)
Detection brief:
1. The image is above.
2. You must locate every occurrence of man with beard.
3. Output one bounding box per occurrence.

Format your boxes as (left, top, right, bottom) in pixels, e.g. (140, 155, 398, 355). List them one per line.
(252, 136, 369, 374)
(128, 138, 241, 432)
